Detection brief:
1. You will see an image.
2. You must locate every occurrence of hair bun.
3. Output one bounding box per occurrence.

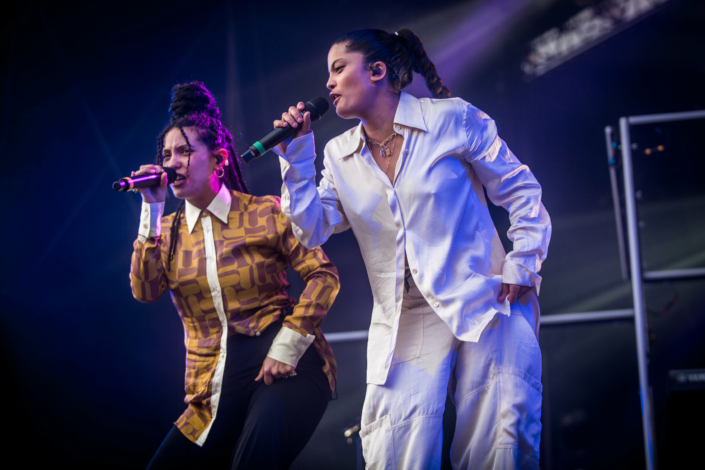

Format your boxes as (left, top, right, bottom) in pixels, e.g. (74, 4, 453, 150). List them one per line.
(169, 81, 221, 121)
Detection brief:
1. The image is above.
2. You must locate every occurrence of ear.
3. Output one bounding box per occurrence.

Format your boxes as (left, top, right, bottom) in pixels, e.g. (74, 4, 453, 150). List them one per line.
(368, 61, 387, 83)
(214, 148, 228, 165)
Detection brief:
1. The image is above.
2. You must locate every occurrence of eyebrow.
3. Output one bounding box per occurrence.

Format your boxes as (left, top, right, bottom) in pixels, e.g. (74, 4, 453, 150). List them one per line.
(329, 59, 344, 72)
(164, 144, 191, 154)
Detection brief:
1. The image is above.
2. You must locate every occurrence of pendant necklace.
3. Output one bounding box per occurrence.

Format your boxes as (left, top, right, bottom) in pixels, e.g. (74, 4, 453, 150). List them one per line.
(364, 128, 398, 174)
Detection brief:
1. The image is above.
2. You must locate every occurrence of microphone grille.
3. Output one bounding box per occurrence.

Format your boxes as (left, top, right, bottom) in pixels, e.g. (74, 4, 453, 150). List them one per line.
(163, 167, 177, 184)
(306, 97, 330, 121)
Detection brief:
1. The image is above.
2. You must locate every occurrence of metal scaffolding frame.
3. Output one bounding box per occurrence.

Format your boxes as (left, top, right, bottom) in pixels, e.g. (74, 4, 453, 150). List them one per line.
(612, 109, 705, 470)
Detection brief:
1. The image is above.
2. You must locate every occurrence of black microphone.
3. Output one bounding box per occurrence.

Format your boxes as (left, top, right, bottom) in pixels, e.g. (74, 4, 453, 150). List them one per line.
(241, 97, 330, 163)
(113, 167, 177, 192)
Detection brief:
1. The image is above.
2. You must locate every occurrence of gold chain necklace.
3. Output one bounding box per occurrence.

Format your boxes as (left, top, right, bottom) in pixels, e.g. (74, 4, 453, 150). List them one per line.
(364, 128, 398, 174)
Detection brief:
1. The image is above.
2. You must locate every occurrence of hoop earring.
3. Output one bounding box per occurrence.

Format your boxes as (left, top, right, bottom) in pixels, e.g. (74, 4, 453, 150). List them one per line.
(215, 167, 225, 179)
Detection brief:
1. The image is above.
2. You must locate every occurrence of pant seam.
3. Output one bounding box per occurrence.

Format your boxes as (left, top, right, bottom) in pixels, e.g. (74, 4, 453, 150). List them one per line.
(454, 377, 497, 405)
(496, 444, 540, 464)
(389, 413, 444, 430)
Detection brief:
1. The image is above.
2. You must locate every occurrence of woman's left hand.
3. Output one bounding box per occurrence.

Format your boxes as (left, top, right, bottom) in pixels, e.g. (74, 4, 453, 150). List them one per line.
(497, 283, 533, 305)
(255, 357, 296, 385)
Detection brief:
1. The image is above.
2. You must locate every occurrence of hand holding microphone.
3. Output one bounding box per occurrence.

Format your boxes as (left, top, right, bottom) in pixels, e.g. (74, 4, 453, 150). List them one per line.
(273, 102, 312, 154)
(113, 165, 176, 203)
(241, 97, 329, 163)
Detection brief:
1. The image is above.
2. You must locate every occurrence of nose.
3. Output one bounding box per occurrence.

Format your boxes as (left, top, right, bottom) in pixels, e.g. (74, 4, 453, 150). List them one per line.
(163, 157, 180, 169)
(326, 75, 335, 91)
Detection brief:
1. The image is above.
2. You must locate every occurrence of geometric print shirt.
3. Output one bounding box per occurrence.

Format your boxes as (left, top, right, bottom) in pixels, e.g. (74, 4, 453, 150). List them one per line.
(130, 184, 340, 445)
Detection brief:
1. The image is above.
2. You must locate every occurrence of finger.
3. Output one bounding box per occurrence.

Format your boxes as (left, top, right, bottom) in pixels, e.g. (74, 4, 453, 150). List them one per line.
(274, 119, 288, 129)
(302, 112, 312, 132)
(518, 286, 532, 299)
(282, 112, 298, 128)
(297, 101, 305, 111)
(264, 369, 273, 386)
(289, 105, 302, 123)
(497, 283, 509, 302)
(255, 365, 264, 382)
(507, 285, 520, 304)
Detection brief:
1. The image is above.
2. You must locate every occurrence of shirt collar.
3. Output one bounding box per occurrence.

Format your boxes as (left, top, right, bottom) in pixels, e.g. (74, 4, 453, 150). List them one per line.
(339, 91, 427, 159)
(184, 183, 232, 233)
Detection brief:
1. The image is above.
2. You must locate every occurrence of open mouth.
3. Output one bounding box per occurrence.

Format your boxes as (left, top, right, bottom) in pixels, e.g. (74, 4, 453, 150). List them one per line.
(172, 174, 187, 187)
(330, 94, 341, 106)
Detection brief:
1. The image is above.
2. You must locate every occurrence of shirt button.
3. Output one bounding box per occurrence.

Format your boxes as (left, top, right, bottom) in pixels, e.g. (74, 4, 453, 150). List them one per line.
(405, 149, 409, 154)
(395, 125, 401, 131)
(142, 224, 148, 229)
(205, 226, 211, 233)
(434, 302, 440, 308)
(255, 331, 261, 337)
(143, 208, 148, 214)
(412, 269, 418, 274)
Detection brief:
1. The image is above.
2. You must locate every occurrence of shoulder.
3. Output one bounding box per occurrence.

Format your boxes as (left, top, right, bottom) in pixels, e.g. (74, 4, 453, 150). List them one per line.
(232, 191, 282, 212)
(419, 96, 483, 123)
(421, 96, 496, 143)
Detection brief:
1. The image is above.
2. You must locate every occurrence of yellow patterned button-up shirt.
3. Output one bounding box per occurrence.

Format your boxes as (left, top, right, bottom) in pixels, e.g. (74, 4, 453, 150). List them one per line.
(130, 186, 339, 445)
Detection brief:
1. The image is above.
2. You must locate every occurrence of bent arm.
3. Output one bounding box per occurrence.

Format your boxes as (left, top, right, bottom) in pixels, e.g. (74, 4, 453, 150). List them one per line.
(464, 104, 552, 293)
(267, 207, 340, 367)
(130, 201, 168, 302)
(274, 132, 349, 249)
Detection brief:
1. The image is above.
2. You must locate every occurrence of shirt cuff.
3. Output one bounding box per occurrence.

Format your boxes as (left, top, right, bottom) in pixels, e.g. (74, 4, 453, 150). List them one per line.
(272, 131, 316, 164)
(137, 201, 165, 242)
(501, 259, 542, 294)
(267, 327, 315, 368)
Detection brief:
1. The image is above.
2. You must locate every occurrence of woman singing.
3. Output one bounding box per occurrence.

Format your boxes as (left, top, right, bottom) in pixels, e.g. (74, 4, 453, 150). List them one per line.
(273, 30, 551, 469)
(130, 81, 339, 469)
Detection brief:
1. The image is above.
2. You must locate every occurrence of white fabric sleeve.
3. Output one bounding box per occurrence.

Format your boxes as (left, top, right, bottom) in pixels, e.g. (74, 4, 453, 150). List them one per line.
(463, 102, 552, 294)
(266, 327, 316, 367)
(137, 200, 165, 243)
(273, 132, 350, 249)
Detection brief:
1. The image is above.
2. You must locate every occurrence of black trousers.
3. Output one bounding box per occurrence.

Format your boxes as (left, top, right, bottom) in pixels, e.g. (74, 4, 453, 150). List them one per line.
(147, 322, 332, 470)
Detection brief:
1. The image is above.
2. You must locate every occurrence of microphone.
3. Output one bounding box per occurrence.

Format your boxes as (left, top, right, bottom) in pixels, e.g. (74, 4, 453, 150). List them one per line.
(241, 97, 329, 163)
(113, 167, 177, 192)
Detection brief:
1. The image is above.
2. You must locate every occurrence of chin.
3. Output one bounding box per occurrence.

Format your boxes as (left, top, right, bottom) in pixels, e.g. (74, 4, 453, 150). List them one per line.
(335, 105, 357, 120)
(170, 186, 189, 200)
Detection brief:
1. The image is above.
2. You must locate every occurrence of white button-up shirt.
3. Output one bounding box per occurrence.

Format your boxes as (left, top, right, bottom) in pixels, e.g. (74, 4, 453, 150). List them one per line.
(276, 92, 551, 385)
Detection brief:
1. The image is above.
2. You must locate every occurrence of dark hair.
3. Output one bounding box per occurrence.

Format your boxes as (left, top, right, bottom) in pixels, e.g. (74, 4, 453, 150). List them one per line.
(333, 28, 451, 99)
(155, 81, 249, 267)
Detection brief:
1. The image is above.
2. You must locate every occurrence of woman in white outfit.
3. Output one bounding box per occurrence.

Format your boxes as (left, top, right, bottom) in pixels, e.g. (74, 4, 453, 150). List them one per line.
(272, 28, 552, 469)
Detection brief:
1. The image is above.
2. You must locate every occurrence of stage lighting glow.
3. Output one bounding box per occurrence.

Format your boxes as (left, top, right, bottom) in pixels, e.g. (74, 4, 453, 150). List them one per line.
(522, 0, 669, 77)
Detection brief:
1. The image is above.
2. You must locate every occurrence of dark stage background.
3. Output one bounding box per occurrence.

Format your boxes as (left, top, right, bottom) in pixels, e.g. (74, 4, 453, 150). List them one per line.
(1, 0, 704, 468)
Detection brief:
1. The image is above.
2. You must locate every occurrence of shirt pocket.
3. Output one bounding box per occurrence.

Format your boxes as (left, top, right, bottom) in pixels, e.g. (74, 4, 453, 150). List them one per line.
(391, 309, 424, 365)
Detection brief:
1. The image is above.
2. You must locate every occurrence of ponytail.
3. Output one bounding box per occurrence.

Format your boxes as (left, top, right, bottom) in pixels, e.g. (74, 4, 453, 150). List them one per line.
(396, 29, 451, 98)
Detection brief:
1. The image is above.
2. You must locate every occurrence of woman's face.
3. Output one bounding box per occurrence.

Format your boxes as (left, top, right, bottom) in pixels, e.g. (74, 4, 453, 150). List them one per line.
(162, 126, 219, 202)
(327, 43, 379, 119)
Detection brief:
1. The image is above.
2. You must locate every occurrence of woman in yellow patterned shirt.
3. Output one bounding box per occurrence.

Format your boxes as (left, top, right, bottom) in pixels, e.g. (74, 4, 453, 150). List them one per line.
(130, 81, 340, 469)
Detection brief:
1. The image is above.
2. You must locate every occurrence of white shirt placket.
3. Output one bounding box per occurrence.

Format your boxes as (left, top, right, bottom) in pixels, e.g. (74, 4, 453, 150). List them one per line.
(195, 214, 230, 446)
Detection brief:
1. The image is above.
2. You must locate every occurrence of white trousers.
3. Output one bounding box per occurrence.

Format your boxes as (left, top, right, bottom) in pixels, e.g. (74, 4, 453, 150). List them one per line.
(360, 277, 542, 470)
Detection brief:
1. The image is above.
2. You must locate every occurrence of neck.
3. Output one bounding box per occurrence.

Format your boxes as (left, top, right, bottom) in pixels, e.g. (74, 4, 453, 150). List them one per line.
(187, 178, 221, 211)
(360, 91, 401, 142)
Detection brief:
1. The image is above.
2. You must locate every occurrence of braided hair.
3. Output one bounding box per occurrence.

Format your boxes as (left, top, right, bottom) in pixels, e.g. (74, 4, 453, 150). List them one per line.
(155, 81, 249, 267)
(333, 28, 451, 99)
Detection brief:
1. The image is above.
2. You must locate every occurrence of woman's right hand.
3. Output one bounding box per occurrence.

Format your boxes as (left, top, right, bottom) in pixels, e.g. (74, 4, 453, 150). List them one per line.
(273, 102, 312, 154)
(132, 164, 168, 203)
